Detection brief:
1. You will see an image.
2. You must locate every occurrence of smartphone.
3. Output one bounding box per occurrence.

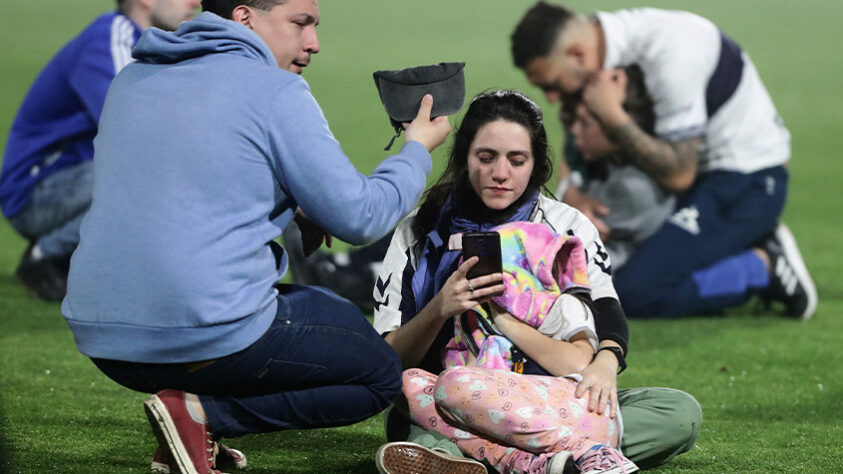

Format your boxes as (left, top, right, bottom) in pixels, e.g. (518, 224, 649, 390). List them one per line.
(462, 231, 502, 280)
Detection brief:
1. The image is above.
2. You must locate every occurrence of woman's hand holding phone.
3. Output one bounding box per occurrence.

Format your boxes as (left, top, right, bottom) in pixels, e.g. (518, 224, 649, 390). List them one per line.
(432, 257, 504, 320)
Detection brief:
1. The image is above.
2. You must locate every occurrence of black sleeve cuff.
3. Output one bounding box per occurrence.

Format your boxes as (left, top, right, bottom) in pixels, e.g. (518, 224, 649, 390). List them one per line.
(593, 297, 629, 355)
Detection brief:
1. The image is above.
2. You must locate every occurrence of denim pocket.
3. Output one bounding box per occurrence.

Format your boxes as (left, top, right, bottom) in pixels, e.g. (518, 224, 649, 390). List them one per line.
(254, 358, 328, 386)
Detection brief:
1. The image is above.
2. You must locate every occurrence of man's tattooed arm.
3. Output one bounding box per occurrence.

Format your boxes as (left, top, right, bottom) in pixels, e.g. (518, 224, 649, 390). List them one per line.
(604, 118, 700, 192)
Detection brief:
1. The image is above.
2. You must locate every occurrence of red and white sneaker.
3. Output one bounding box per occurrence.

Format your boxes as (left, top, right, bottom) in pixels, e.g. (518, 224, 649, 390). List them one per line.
(151, 442, 247, 473)
(144, 390, 219, 474)
(576, 445, 638, 474)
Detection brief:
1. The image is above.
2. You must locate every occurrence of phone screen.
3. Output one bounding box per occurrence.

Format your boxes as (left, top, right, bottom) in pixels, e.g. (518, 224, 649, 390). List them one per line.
(462, 231, 502, 280)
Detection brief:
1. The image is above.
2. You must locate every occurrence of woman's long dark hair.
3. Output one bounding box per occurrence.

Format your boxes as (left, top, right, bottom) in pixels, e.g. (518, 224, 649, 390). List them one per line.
(412, 90, 553, 238)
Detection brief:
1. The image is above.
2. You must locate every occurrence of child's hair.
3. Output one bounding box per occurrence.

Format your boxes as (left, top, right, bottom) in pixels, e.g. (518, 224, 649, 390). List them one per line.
(621, 65, 655, 135)
(560, 64, 654, 134)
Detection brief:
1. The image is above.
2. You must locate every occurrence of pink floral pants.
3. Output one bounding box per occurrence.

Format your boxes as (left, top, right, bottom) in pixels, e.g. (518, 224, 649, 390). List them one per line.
(402, 366, 619, 474)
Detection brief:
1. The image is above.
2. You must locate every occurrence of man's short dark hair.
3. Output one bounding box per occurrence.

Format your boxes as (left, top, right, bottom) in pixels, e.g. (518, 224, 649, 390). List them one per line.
(511, 1, 576, 69)
(201, 0, 287, 19)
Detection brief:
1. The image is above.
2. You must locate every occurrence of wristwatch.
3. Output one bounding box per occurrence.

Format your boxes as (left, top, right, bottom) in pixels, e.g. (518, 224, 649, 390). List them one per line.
(596, 346, 627, 374)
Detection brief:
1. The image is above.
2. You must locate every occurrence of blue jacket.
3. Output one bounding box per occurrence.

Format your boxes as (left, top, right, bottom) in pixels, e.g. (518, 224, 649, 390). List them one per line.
(62, 12, 432, 363)
(0, 11, 141, 217)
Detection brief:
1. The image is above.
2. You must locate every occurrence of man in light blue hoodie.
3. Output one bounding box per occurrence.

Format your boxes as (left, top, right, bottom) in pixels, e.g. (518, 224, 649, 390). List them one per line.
(61, 0, 451, 472)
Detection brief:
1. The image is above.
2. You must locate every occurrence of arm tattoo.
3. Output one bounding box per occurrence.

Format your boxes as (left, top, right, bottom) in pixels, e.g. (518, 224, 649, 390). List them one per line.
(604, 119, 700, 185)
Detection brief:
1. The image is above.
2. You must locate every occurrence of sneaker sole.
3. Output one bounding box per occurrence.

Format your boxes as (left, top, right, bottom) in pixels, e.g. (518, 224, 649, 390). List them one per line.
(151, 445, 245, 474)
(588, 463, 638, 474)
(150, 460, 171, 474)
(218, 447, 247, 470)
(547, 451, 577, 474)
(376, 442, 487, 474)
(775, 224, 818, 319)
(144, 395, 203, 474)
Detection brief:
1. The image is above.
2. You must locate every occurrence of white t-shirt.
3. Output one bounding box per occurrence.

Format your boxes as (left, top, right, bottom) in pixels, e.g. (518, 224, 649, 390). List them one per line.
(538, 293, 599, 350)
(596, 8, 791, 173)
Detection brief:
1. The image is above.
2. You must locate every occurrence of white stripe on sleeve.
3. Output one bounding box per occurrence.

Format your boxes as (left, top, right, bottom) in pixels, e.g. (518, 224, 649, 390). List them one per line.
(110, 16, 136, 75)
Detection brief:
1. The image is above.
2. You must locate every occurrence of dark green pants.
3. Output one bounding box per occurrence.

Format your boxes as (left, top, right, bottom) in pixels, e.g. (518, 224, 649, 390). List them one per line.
(386, 386, 701, 470)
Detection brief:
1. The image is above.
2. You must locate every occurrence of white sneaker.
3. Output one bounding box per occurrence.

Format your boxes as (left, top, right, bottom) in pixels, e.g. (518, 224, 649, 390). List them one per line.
(576, 445, 638, 474)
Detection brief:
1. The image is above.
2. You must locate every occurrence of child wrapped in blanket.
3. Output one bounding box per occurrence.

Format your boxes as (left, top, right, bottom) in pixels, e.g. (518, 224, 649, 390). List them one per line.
(401, 221, 634, 473)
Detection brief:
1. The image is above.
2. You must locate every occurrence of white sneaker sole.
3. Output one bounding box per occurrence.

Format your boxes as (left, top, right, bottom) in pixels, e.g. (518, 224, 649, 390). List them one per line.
(221, 448, 247, 470)
(547, 450, 577, 474)
(775, 223, 818, 319)
(150, 460, 170, 474)
(376, 442, 487, 474)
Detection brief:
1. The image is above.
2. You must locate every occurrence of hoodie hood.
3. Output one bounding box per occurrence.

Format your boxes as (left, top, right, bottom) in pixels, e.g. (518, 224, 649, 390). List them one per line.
(133, 12, 277, 68)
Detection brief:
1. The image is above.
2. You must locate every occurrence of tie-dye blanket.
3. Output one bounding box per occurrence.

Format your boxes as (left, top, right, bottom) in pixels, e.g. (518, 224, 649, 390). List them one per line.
(443, 221, 590, 370)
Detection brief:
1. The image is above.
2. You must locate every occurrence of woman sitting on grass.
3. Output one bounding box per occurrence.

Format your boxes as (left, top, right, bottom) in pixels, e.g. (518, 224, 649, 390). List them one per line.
(372, 90, 651, 473)
(401, 221, 635, 473)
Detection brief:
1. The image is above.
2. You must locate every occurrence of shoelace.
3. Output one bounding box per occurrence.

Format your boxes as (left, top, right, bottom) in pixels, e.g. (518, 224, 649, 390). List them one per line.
(605, 448, 629, 474)
(206, 435, 216, 470)
(577, 446, 629, 474)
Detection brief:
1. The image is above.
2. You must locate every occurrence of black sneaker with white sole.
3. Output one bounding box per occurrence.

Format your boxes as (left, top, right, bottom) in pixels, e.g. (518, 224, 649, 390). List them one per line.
(15, 244, 70, 302)
(761, 223, 817, 319)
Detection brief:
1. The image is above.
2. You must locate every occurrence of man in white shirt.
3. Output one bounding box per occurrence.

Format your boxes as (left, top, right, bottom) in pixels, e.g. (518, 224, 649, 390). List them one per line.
(511, 2, 816, 319)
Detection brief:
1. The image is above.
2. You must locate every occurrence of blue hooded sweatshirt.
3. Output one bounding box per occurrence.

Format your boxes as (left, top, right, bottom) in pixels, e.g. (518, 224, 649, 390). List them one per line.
(62, 13, 432, 363)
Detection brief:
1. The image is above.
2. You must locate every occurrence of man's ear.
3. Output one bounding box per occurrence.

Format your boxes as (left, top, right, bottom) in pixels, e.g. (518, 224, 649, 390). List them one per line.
(132, 0, 157, 14)
(231, 5, 254, 28)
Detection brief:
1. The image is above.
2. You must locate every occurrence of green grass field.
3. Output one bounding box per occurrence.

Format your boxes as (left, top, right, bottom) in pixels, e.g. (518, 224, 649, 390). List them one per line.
(2, 1, 842, 472)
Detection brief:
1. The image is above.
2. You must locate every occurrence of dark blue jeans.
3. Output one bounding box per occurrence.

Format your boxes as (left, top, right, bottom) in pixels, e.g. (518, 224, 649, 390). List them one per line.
(92, 284, 402, 438)
(614, 166, 788, 318)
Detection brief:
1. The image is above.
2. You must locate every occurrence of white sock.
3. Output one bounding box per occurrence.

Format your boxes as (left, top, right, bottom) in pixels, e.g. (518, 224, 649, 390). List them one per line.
(31, 244, 44, 260)
(332, 251, 351, 266)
